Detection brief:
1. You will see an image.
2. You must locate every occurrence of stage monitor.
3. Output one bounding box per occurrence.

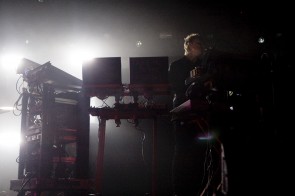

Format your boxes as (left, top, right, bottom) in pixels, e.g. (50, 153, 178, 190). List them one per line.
(129, 56, 170, 96)
(82, 57, 122, 97)
(130, 56, 169, 85)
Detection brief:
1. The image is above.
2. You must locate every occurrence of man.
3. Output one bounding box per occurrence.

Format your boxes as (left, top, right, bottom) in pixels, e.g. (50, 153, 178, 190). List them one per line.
(168, 33, 219, 196)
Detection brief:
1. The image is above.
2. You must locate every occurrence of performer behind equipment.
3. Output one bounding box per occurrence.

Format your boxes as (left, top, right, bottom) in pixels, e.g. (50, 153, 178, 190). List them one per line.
(168, 33, 219, 196)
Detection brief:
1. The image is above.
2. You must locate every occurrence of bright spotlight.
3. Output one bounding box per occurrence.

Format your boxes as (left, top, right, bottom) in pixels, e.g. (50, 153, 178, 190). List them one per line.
(0, 53, 23, 73)
(66, 46, 96, 68)
(0, 131, 21, 148)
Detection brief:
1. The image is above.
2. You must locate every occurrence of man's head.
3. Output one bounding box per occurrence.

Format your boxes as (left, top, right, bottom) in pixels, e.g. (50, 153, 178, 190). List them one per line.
(184, 33, 204, 57)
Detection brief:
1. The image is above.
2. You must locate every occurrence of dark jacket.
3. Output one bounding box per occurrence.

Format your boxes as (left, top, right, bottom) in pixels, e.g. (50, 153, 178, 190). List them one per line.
(168, 52, 216, 109)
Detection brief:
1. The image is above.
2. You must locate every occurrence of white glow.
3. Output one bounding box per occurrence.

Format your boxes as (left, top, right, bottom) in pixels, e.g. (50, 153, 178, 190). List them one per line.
(66, 45, 96, 68)
(0, 131, 21, 148)
(198, 134, 213, 140)
(258, 37, 265, 44)
(0, 53, 23, 73)
(0, 107, 14, 111)
(136, 41, 143, 47)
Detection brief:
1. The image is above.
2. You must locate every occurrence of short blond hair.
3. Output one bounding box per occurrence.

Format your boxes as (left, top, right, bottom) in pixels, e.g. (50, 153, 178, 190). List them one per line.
(184, 33, 202, 55)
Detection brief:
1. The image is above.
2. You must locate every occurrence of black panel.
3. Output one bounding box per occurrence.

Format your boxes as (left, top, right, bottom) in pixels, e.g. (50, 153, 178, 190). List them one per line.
(130, 56, 169, 85)
(82, 57, 122, 86)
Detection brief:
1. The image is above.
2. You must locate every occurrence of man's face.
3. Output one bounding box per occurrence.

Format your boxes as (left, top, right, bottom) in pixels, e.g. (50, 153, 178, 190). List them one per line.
(189, 39, 203, 57)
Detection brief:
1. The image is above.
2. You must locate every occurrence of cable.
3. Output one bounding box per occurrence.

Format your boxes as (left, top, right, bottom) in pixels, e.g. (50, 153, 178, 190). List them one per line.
(13, 93, 23, 116)
(15, 75, 24, 95)
(17, 173, 34, 196)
